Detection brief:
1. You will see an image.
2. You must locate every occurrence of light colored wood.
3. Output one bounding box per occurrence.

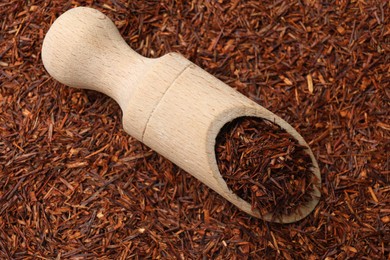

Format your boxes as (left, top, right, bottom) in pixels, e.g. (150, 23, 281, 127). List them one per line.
(42, 7, 321, 223)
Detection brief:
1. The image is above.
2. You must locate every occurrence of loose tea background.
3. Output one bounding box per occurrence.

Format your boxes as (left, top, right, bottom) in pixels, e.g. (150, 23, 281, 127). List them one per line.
(1, 0, 389, 259)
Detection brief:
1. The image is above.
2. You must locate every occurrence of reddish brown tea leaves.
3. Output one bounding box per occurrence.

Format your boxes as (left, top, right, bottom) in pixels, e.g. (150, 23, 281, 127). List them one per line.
(215, 117, 316, 217)
(1, 0, 389, 259)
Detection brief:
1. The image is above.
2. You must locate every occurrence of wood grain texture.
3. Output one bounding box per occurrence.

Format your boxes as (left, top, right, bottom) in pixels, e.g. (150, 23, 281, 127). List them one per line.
(41, 7, 321, 223)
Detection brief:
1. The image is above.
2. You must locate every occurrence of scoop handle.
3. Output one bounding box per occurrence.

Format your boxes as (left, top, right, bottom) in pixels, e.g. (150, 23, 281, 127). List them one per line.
(42, 7, 148, 110)
(42, 7, 192, 142)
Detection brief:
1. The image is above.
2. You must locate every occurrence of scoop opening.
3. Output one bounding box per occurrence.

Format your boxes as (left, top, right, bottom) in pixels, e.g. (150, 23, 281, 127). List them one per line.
(214, 116, 320, 221)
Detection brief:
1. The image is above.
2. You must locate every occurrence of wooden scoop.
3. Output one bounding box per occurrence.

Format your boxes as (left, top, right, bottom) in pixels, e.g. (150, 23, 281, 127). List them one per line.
(42, 7, 321, 223)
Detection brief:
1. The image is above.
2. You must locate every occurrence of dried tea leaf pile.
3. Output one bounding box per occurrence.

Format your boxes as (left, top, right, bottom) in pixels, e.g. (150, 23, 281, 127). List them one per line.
(1, 0, 388, 258)
(215, 117, 317, 217)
